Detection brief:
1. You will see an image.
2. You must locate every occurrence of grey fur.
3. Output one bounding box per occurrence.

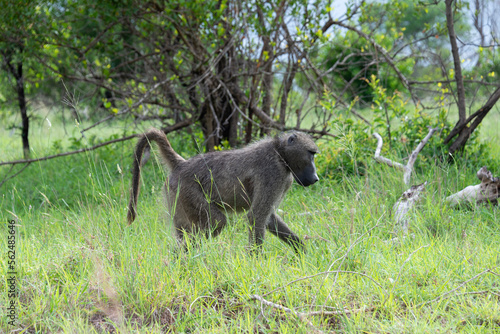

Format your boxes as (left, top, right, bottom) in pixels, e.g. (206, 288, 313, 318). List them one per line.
(128, 128, 319, 253)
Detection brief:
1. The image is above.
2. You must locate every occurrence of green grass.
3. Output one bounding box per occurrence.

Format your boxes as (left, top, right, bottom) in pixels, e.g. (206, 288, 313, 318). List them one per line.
(1, 113, 500, 333)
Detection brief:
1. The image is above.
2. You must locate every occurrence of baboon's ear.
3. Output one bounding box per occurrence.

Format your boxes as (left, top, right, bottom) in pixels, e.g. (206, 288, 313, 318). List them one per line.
(288, 133, 297, 144)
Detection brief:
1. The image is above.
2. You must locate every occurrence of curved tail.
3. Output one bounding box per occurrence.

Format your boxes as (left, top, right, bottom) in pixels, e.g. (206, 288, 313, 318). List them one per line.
(127, 129, 185, 224)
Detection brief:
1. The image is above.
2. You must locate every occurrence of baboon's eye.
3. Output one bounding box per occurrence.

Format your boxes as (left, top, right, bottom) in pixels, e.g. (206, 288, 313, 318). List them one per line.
(308, 150, 316, 155)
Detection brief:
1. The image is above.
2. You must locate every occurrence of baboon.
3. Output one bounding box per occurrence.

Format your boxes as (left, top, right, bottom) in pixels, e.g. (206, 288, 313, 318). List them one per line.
(127, 128, 319, 252)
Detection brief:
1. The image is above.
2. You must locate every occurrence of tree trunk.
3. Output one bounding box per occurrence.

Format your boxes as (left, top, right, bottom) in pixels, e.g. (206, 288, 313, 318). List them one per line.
(446, 87, 500, 155)
(257, 4, 274, 137)
(202, 101, 216, 151)
(16, 63, 30, 159)
(245, 107, 253, 144)
(444, 0, 467, 127)
(4, 52, 30, 159)
(442, 0, 500, 156)
(260, 36, 273, 136)
(279, 60, 298, 127)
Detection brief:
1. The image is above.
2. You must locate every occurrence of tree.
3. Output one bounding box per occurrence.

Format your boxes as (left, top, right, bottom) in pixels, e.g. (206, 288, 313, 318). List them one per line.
(0, 0, 43, 158)
(36, 0, 340, 152)
(316, 0, 499, 158)
(440, 0, 500, 155)
(1, 0, 499, 166)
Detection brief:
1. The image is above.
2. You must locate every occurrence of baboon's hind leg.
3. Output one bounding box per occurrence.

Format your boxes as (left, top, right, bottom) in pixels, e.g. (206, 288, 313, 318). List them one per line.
(266, 213, 305, 253)
(201, 203, 228, 238)
(169, 202, 194, 249)
(181, 191, 228, 239)
(166, 186, 195, 249)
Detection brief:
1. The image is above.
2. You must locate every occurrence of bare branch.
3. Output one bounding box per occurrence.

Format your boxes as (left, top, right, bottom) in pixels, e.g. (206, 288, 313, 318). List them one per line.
(0, 135, 137, 167)
(250, 294, 324, 334)
(0, 118, 195, 167)
(79, 77, 175, 135)
(0, 162, 32, 188)
(373, 128, 439, 185)
(251, 293, 369, 318)
(374, 128, 438, 233)
(417, 268, 499, 307)
(406, 127, 440, 174)
(373, 133, 408, 172)
(329, 20, 417, 104)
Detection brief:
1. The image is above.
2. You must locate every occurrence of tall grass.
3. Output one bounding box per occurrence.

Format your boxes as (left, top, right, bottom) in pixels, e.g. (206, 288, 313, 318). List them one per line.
(1, 113, 499, 333)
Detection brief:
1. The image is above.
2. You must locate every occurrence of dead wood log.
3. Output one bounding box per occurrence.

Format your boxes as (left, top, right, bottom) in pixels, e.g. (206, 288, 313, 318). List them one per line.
(373, 128, 438, 234)
(393, 182, 427, 233)
(445, 167, 500, 207)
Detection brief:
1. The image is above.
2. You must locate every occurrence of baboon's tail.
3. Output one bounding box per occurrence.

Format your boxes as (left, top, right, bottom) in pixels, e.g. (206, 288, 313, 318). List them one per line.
(127, 129, 185, 224)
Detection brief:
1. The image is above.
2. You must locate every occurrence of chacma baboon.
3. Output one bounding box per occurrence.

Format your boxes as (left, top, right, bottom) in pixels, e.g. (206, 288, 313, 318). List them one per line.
(127, 128, 319, 253)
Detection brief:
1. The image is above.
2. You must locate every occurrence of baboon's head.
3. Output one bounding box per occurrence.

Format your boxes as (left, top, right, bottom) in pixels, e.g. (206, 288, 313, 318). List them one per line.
(278, 132, 319, 187)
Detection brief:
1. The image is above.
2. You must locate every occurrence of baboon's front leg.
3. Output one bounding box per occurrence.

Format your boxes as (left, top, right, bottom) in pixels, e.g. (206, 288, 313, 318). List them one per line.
(266, 213, 305, 253)
(246, 210, 268, 251)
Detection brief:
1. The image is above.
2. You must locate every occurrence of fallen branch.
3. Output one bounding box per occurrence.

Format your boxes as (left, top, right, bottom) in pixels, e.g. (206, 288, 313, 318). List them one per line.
(373, 128, 438, 233)
(251, 294, 368, 317)
(373, 133, 408, 174)
(250, 294, 368, 333)
(417, 267, 498, 307)
(445, 166, 500, 207)
(250, 294, 324, 333)
(373, 127, 439, 185)
(392, 182, 427, 233)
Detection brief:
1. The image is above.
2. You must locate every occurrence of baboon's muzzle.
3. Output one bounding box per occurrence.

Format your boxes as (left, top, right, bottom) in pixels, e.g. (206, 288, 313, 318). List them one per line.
(294, 164, 319, 187)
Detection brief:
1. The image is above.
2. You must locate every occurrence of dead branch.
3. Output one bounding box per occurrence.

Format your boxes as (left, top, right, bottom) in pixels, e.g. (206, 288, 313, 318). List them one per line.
(0, 134, 137, 167)
(417, 267, 499, 307)
(373, 132, 408, 174)
(373, 127, 439, 185)
(374, 128, 438, 233)
(251, 294, 368, 318)
(250, 294, 324, 333)
(79, 76, 176, 135)
(392, 182, 427, 233)
(445, 166, 500, 207)
(0, 162, 32, 188)
(0, 118, 194, 167)
(250, 294, 368, 333)
(407, 128, 440, 175)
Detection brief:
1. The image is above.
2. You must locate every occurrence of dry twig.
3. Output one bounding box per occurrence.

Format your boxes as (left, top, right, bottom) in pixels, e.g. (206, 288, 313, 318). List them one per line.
(416, 267, 499, 307)
(250, 294, 369, 333)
